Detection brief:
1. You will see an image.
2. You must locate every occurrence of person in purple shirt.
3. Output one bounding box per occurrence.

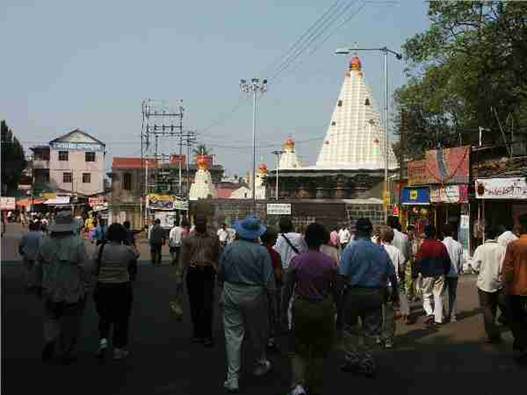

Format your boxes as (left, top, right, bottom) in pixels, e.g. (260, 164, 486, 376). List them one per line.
(282, 222, 338, 395)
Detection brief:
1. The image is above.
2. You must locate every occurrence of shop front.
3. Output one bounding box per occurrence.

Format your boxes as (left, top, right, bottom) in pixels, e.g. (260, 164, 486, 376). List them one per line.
(401, 186, 432, 235)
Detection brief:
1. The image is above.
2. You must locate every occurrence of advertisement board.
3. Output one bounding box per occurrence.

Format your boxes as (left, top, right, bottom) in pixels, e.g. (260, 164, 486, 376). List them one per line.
(154, 211, 178, 229)
(0, 197, 16, 210)
(266, 203, 292, 215)
(147, 194, 189, 210)
(401, 187, 430, 206)
(475, 178, 527, 200)
(408, 146, 470, 185)
(430, 185, 468, 203)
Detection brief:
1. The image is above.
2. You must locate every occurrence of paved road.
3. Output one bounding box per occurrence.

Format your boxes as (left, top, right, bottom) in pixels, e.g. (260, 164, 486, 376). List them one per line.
(2, 226, 526, 395)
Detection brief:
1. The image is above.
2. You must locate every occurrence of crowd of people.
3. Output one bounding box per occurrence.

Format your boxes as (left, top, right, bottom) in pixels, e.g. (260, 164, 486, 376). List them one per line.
(16, 210, 527, 395)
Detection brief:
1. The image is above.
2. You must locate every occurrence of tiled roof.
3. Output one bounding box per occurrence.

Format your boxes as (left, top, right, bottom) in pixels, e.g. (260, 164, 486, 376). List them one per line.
(112, 157, 158, 170)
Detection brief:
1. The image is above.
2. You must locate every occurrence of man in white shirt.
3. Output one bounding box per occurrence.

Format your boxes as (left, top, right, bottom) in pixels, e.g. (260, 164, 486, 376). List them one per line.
(497, 222, 518, 248)
(471, 227, 507, 343)
(273, 217, 307, 270)
(169, 220, 185, 266)
(217, 223, 230, 248)
(338, 226, 351, 250)
(442, 224, 464, 322)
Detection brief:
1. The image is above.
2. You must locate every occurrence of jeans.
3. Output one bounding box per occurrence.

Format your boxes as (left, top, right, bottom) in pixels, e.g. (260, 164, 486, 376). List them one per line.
(186, 266, 215, 339)
(478, 288, 506, 340)
(43, 297, 86, 356)
(507, 295, 527, 352)
(222, 283, 269, 383)
(94, 282, 133, 348)
(150, 243, 162, 265)
(421, 276, 445, 323)
(291, 297, 335, 394)
(170, 246, 181, 266)
(445, 276, 459, 320)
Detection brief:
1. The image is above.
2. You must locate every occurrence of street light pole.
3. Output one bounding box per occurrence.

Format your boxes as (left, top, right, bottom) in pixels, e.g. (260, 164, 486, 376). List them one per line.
(240, 78, 267, 211)
(271, 150, 285, 200)
(335, 46, 402, 223)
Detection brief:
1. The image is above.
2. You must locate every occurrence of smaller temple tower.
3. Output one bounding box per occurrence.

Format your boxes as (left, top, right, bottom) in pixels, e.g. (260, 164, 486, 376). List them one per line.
(189, 155, 216, 200)
(279, 138, 302, 169)
(255, 163, 268, 200)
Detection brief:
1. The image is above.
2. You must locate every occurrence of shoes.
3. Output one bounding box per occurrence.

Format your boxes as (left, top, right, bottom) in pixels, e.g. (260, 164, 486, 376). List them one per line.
(252, 359, 272, 376)
(290, 384, 307, 395)
(223, 377, 239, 393)
(375, 336, 382, 345)
(267, 337, 277, 349)
(113, 348, 129, 360)
(41, 341, 55, 362)
(450, 315, 457, 323)
(203, 338, 215, 348)
(95, 338, 108, 358)
(384, 339, 393, 349)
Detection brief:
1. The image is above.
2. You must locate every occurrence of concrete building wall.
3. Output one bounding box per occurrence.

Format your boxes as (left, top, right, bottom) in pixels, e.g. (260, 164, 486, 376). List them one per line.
(49, 149, 105, 195)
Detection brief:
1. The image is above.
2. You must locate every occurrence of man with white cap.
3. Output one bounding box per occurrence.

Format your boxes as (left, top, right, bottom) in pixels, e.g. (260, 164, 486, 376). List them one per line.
(219, 215, 276, 393)
(34, 210, 91, 364)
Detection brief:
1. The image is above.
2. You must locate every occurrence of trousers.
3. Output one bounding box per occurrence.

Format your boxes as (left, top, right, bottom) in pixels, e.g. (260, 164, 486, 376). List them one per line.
(508, 295, 527, 352)
(150, 243, 162, 265)
(421, 275, 445, 323)
(382, 287, 408, 341)
(186, 266, 215, 339)
(445, 277, 459, 320)
(222, 282, 269, 382)
(94, 282, 133, 348)
(43, 297, 86, 356)
(291, 297, 335, 394)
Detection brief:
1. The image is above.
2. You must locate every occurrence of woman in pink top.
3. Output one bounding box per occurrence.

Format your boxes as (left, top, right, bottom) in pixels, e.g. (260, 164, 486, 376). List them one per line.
(282, 223, 338, 395)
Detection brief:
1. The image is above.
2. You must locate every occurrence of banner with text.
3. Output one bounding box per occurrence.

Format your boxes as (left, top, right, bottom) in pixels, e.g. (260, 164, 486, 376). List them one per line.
(475, 178, 527, 200)
(408, 146, 470, 185)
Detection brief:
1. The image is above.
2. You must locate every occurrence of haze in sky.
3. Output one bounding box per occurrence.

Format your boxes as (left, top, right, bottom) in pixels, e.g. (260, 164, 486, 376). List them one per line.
(0, 0, 430, 176)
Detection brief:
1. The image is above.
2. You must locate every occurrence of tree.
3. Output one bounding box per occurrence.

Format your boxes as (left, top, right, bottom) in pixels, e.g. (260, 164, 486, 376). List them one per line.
(192, 144, 212, 158)
(395, 1, 527, 158)
(1, 120, 26, 195)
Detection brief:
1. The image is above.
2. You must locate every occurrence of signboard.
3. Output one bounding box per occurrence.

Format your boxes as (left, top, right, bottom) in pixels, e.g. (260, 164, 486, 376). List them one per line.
(401, 187, 430, 206)
(154, 211, 179, 229)
(0, 197, 16, 210)
(44, 196, 70, 205)
(50, 142, 104, 152)
(408, 146, 470, 185)
(147, 194, 188, 210)
(475, 178, 527, 200)
(430, 185, 468, 203)
(89, 197, 108, 211)
(266, 203, 292, 215)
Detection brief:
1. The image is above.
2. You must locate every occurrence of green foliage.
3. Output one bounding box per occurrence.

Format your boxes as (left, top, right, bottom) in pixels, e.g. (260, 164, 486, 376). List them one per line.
(395, 1, 527, 158)
(1, 120, 26, 195)
(192, 144, 212, 158)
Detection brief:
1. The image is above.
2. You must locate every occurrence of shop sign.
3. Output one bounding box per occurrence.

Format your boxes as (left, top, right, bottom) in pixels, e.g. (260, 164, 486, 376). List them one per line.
(401, 187, 430, 206)
(154, 211, 179, 229)
(266, 203, 292, 215)
(147, 194, 188, 210)
(475, 178, 527, 200)
(430, 185, 468, 203)
(408, 146, 470, 185)
(50, 142, 104, 152)
(89, 197, 108, 211)
(0, 197, 16, 210)
(44, 196, 70, 205)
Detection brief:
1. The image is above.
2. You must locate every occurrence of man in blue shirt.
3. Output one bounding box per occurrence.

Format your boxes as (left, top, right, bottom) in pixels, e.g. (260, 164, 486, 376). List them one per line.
(340, 218, 399, 377)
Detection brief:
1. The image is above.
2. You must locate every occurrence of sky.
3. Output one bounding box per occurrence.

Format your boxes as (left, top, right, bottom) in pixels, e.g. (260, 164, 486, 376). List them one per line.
(0, 0, 430, 176)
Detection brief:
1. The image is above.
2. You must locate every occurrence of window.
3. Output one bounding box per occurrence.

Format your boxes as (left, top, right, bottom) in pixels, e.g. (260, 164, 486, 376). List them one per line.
(123, 173, 132, 191)
(63, 172, 72, 183)
(364, 98, 370, 106)
(338, 100, 343, 107)
(58, 151, 69, 161)
(85, 152, 96, 162)
(82, 173, 91, 183)
(331, 121, 336, 126)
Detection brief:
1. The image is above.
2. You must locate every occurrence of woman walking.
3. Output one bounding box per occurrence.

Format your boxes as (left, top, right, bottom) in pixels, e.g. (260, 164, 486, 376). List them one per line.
(93, 223, 138, 360)
(282, 223, 339, 395)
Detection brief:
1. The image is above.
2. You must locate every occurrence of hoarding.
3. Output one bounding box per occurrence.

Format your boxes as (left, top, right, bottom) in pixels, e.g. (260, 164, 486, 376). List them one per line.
(147, 194, 188, 210)
(430, 185, 468, 203)
(475, 178, 527, 200)
(401, 187, 430, 205)
(0, 197, 16, 210)
(408, 146, 470, 185)
(266, 203, 292, 215)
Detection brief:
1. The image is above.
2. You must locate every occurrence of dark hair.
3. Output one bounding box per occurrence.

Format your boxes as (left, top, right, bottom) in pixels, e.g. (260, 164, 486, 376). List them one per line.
(424, 224, 437, 238)
(518, 214, 527, 234)
(155, 218, 161, 225)
(355, 218, 373, 238)
(29, 221, 40, 231)
(279, 217, 293, 233)
(304, 222, 329, 250)
(260, 227, 278, 245)
(485, 226, 499, 240)
(123, 220, 131, 229)
(381, 226, 394, 243)
(387, 216, 400, 230)
(107, 223, 127, 243)
(443, 223, 455, 237)
(181, 219, 190, 228)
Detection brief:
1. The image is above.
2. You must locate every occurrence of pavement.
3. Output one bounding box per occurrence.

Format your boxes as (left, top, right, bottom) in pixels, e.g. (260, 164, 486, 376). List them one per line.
(2, 223, 526, 395)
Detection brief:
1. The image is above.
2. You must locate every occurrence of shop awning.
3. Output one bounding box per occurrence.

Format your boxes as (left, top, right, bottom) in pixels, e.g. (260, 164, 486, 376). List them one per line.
(16, 198, 45, 207)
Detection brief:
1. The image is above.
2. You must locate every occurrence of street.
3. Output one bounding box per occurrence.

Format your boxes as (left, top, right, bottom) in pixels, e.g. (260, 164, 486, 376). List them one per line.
(1, 224, 525, 395)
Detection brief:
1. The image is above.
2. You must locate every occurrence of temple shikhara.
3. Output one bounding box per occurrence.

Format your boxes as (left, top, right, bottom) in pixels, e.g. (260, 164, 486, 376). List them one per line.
(189, 155, 216, 200)
(268, 55, 397, 199)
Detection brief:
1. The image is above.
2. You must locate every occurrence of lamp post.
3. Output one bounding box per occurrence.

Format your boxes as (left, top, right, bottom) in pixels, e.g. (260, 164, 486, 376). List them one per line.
(335, 46, 402, 222)
(271, 150, 285, 200)
(240, 78, 267, 211)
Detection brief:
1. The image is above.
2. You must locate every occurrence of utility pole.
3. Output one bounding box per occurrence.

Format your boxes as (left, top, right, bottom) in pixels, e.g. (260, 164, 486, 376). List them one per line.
(240, 78, 267, 211)
(335, 46, 402, 222)
(271, 150, 284, 200)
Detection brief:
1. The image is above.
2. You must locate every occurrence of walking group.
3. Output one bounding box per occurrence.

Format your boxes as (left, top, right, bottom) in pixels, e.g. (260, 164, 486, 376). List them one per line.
(18, 210, 527, 395)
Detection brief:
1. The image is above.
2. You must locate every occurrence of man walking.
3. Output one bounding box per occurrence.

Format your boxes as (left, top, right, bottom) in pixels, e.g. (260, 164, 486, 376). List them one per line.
(19, 221, 43, 290)
(502, 214, 527, 363)
(34, 211, 91, 364)
(497, 220, 518, 248)
(338, 225, 351, 250)
(180, 214, 220, 347)
(274, 217, 306, 270)
(340, 218, 398, 377)
(442, 223, 464, 322)
(415, 225, 451, 326)
(169, 220, 184, 266)
(219, 216, 275, 392)
(217, 223, 229, 248)
(149, 218, 165, 266)
(471, 227, 507, 343)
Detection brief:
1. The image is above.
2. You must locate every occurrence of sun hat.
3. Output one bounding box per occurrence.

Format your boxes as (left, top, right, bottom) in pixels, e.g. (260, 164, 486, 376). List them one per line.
(234, 215, 267, 241)
(49, 211, 76, 233)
